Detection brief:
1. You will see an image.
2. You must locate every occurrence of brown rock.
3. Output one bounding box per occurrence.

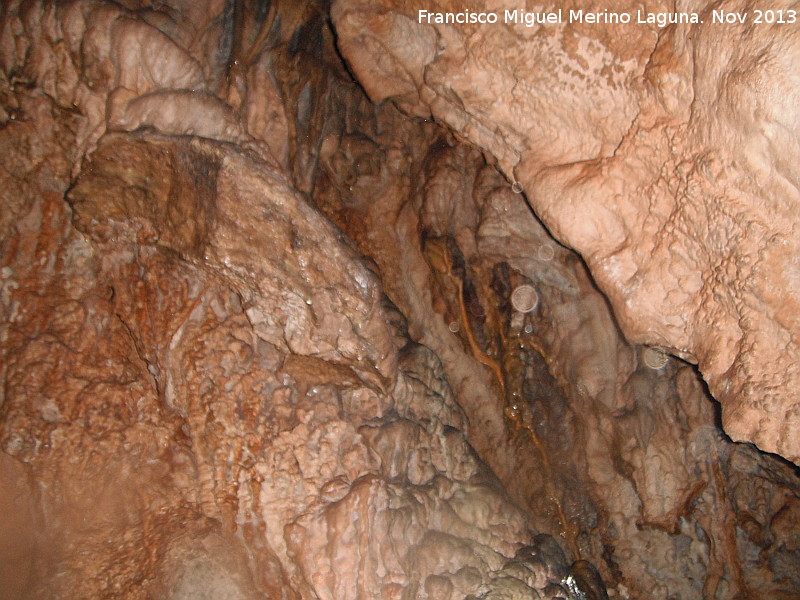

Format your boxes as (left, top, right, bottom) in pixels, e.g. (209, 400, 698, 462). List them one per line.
(1, 2, 799, 599)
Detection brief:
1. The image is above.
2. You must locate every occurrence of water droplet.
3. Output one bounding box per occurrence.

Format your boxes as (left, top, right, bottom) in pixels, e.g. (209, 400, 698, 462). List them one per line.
(511, 181, 524, 194)
(511, 284, 539, 313)
(643, 346, 669, 370)
(537, 244, 554, 262)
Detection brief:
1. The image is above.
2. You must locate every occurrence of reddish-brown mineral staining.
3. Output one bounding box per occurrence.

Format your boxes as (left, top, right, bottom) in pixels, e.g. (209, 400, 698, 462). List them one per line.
(1, 1, 798, 599)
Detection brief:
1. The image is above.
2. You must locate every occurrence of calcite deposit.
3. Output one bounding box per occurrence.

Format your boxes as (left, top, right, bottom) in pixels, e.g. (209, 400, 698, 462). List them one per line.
(1, 1, 799, 599)
(331, 0, 800, 464)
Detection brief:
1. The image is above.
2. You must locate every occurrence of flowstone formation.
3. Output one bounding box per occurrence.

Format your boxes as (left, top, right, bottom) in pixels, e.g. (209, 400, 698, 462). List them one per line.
(1, 1, 799, 599)
(331, 0, 800, 464)
(0, 94, 570, 600)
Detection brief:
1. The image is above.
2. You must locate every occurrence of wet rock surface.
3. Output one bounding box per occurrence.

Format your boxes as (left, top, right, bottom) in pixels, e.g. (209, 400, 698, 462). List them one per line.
(1, 1, 799, 599)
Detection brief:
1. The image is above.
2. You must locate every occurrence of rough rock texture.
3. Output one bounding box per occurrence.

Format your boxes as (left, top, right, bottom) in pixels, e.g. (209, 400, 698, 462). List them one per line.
(299, 79, 800, 599)
(331, 0, 800, 464)
(0, 97, 559, 598)
(1, 1, 799, 599)
(0, 3, 578, 598)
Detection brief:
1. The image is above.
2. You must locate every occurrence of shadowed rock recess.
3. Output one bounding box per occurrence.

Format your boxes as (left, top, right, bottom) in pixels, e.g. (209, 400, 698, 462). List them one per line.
(0, 1, 798, 599)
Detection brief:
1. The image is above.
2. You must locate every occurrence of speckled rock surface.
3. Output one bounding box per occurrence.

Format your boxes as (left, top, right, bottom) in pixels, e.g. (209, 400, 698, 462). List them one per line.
(1, 1, 799, 599)
(331, 0, 800, 464)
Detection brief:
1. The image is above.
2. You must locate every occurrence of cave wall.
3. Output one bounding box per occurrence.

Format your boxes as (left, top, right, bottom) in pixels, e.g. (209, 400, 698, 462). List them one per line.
(290, 56, 800, 598)
(331, 0, 800, 464)
(1, 1, 799, 599)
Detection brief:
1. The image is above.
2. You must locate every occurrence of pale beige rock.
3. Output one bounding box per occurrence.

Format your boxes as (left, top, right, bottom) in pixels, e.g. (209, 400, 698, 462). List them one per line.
(309, 95, 800, 597)
(331, 0, 800, 463)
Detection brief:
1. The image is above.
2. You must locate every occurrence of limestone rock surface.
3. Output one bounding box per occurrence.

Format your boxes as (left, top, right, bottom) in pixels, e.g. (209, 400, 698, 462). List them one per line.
(304, 87, 800, 598)
(0, 109, 556, 598)
(1, 1, 799, 599)
(331, 0, 800, 463)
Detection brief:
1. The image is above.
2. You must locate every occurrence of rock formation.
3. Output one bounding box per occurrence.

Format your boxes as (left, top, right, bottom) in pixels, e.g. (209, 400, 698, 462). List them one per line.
(332, 0, 800, 465)
(1, 1, 798, 599)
